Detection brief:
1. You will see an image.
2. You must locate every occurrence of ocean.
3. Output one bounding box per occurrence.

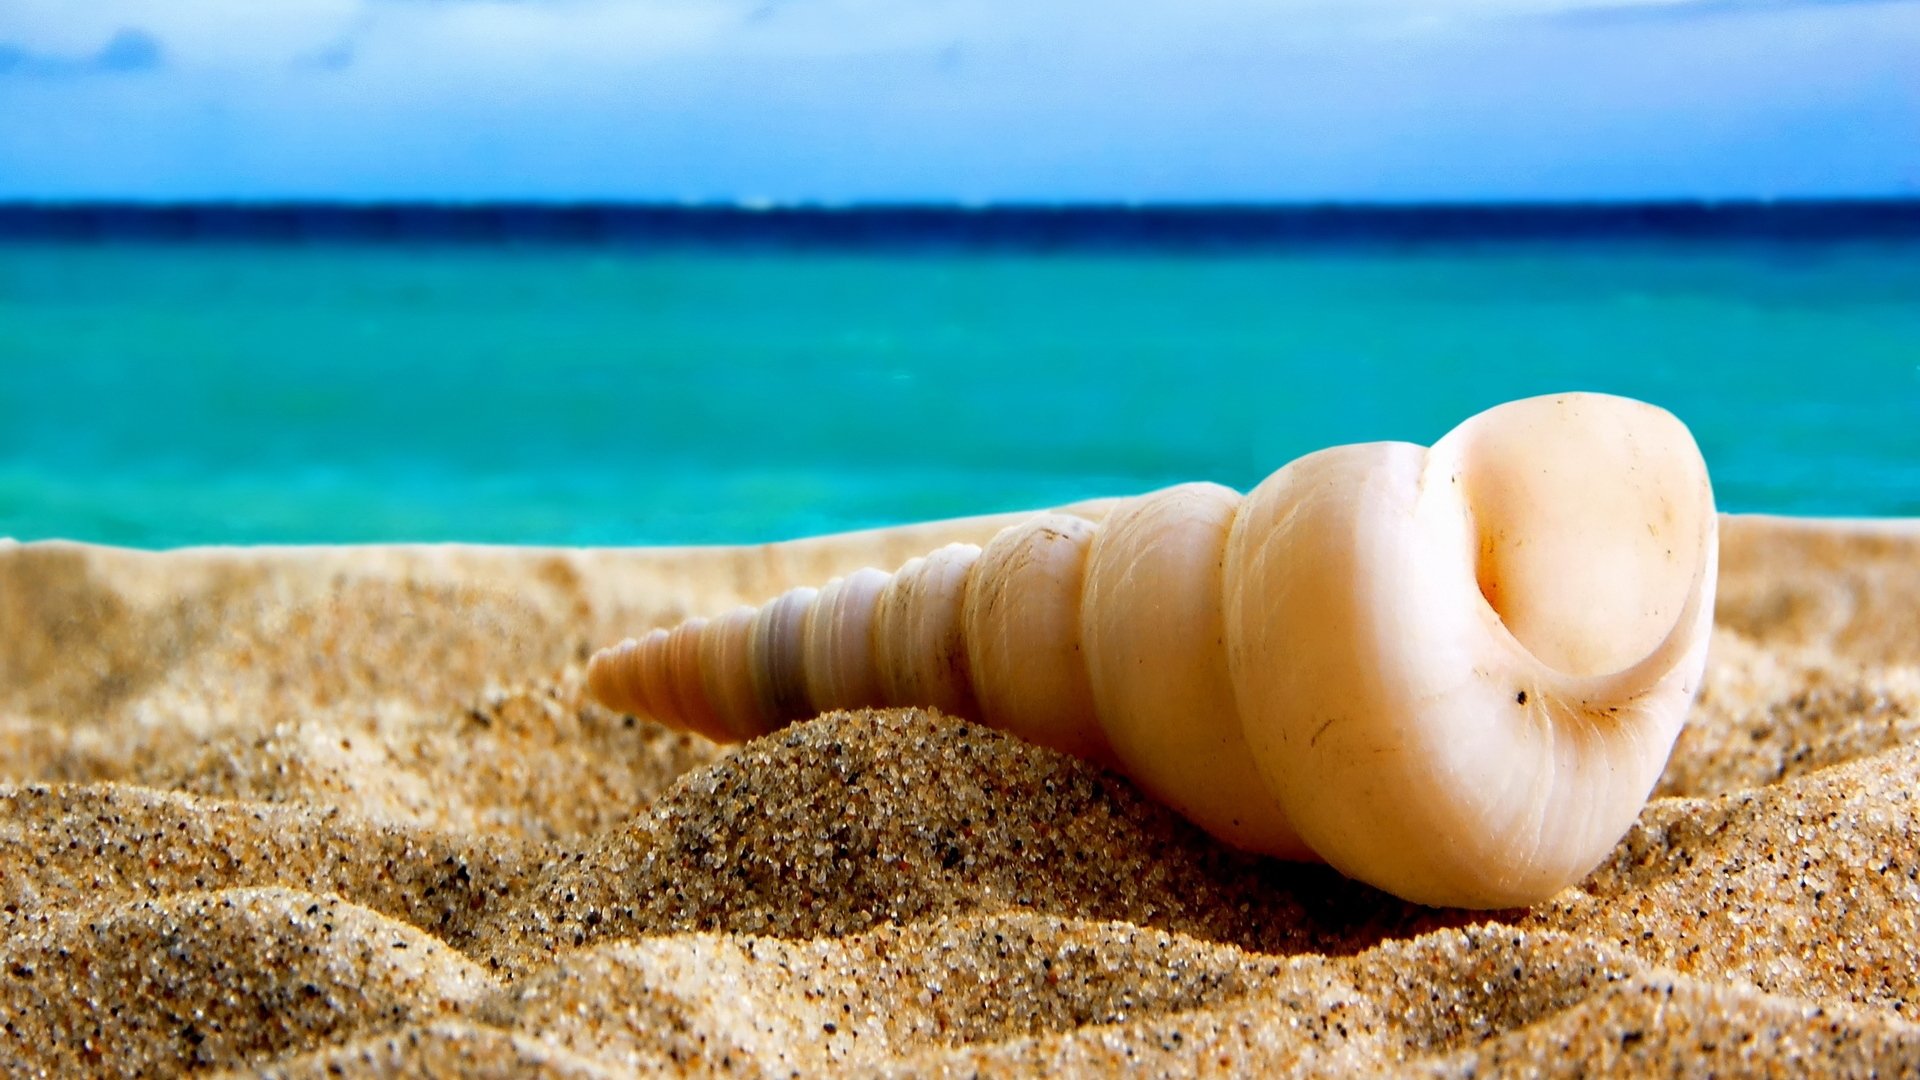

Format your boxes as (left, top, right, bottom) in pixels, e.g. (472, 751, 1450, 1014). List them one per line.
(1, 203, 1916, 548)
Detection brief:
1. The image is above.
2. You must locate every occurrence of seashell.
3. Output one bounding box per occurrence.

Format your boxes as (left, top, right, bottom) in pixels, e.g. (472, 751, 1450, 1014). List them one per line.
(587, 393, 1718, 909)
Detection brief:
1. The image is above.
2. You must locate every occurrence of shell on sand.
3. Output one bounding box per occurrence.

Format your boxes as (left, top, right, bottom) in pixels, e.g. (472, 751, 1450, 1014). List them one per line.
(588, 393, 1720, 909)
(3, 512, 1919, 1076)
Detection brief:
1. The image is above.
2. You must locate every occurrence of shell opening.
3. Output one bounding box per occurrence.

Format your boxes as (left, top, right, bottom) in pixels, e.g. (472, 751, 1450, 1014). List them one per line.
(1444, 394, 1714, 681)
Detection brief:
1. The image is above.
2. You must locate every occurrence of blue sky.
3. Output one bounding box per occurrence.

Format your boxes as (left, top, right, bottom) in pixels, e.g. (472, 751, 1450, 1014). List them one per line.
(0, 0, 1915, 202)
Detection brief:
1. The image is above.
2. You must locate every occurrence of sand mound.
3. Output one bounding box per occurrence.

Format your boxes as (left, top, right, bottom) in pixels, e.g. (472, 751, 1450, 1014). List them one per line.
(483, 709, 1421, 968)
(2, 514, 1918, 1076)
(2, 888, 492, 1077)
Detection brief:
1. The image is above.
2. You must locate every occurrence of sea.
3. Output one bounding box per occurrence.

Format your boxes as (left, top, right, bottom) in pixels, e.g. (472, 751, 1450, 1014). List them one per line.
(1, 202, 1916, 548)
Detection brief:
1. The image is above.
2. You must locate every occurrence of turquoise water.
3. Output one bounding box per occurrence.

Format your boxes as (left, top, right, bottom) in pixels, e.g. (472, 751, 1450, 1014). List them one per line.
(1, 240, 1916, 547)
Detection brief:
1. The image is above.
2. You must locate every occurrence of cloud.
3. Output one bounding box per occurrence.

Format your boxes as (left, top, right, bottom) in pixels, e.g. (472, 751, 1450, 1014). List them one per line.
(0, 27, 163, 75)
(0, 2, 362, 73)
(94, 27, 163, 70)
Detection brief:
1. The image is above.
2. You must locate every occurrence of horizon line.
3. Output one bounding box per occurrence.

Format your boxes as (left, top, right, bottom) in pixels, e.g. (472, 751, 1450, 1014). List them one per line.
(3, 195, 1918, 211)
(5, 197, 1916, 247)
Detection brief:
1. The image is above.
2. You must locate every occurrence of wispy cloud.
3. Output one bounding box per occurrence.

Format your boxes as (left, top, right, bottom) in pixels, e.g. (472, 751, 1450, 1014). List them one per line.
(0, 27, 163, 76)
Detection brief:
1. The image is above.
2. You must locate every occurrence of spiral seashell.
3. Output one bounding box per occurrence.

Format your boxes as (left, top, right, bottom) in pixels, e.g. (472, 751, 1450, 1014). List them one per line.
(587, 392, 1718, 909)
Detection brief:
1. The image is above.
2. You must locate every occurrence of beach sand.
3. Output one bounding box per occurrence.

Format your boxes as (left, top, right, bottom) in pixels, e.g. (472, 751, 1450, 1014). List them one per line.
(3, 511, 1919, 1077)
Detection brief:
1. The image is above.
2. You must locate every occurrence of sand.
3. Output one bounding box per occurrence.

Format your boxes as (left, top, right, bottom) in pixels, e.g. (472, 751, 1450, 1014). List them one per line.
(3, 511, 1919, 1077)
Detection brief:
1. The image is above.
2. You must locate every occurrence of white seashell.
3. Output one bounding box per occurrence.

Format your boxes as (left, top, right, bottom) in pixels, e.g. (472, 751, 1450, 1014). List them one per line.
(587, 392, 1718, 909)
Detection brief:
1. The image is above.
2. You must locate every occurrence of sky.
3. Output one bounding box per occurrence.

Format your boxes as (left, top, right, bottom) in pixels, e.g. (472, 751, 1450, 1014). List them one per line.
(0, 0, 1915, 202)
